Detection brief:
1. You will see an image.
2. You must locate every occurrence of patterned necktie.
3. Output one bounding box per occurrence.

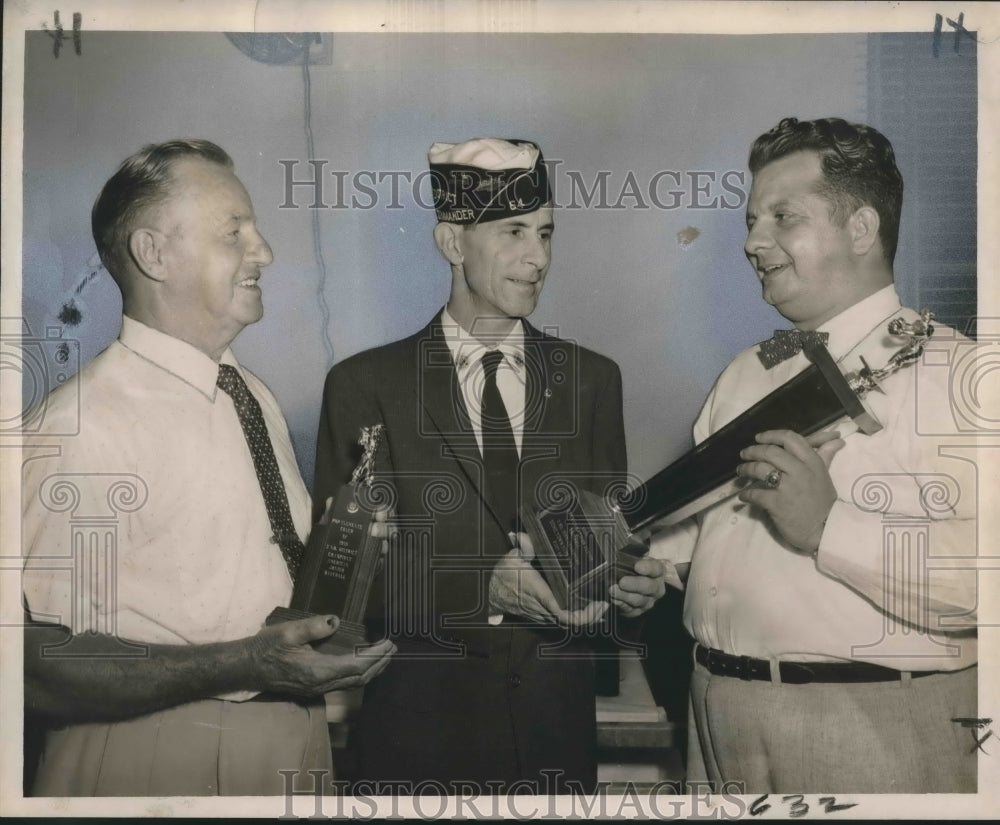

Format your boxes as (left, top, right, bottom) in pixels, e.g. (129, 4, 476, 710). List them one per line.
(756, 329, 830, 369)
(217, 364, 303, 577)
(480, 350, 520, 531)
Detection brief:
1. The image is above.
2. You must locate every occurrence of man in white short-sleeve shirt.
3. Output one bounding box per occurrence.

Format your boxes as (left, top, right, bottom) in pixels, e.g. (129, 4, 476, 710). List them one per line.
(22, 140, 395, 796)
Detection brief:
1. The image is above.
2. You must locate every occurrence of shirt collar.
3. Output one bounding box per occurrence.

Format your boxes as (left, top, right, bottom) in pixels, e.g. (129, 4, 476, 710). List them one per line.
(815, 285, 902, 363)
(119, 316, 239, 400)
(439, 305, 526, 375)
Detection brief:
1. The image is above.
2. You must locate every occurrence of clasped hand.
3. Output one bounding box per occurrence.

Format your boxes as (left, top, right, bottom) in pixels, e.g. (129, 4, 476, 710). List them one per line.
(249, 615, 396, 695)
(736, 429, 844, 554)
(488, 532, 665, 625)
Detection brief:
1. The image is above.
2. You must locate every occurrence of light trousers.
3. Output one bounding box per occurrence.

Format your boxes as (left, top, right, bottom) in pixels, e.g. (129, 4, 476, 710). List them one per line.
(687, 661, 977, 793)
(32, 696, 332, 796)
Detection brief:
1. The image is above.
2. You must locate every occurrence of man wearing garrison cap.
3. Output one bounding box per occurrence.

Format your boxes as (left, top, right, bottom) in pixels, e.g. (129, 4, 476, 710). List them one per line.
(313, 138, 665, 793)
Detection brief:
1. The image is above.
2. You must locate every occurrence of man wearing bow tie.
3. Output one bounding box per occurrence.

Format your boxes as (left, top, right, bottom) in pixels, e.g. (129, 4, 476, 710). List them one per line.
(312, 138, 665, 793)
(21, 140, 396, 796)
(649, 117, 978, 793)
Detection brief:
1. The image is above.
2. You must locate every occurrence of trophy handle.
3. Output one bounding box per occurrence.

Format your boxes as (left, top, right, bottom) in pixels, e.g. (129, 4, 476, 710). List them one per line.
(845, 309, 935, 397)
(803, 343, 882, 435)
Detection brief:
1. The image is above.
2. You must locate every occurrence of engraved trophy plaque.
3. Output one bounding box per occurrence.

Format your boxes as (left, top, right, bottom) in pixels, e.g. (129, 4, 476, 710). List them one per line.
(527, 312, 936, 609)
(521, 488, 647, 612)
(266, 425, 386, 654)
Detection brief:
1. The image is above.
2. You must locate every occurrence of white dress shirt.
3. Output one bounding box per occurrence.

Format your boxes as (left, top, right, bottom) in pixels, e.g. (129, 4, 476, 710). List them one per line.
(439, 304, 527, 457)
(22, 318, 310, 683)
(650, 286, 977, 671)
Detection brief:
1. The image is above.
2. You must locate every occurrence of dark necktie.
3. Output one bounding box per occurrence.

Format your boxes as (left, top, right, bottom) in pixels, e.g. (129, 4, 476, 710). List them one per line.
(756, 329, 830, 369)
(480, 350, 520, 531)
(217, 364, 304, 577)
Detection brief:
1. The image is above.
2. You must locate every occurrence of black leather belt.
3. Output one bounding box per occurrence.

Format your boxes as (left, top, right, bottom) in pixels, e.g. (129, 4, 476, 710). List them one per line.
(247, 691, 316, 705)
(695, 645, 941, 685)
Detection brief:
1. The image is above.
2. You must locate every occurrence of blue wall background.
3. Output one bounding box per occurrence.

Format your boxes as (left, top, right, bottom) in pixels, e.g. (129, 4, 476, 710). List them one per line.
(21, 31, 974, 488)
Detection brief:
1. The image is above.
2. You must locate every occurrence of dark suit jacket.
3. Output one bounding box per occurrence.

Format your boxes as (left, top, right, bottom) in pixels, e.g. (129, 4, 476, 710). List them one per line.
(314, 310, 626, 792)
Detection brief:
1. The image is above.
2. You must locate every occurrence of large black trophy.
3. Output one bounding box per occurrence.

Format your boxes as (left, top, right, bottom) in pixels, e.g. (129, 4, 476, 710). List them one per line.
(525, 312, 935, 609)
(267, 425, 385, 653)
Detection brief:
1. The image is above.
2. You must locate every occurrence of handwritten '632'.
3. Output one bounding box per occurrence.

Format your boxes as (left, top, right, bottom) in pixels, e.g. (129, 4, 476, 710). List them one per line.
(749, 794, 857, 818)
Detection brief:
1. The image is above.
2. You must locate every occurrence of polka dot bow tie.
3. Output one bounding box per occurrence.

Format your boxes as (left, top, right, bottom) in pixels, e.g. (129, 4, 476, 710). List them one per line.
(756, 329, 830, 369)
(217, 364, 304, 577)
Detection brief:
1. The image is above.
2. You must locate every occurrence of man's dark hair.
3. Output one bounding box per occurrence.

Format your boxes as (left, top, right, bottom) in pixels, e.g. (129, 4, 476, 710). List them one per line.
(748, 117, 904, 264)
(91, 139, 234, 281)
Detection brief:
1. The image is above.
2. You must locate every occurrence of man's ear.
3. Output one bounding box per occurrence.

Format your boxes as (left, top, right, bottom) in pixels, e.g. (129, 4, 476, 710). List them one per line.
(128, 228, 169, 282)
(849, 206, 880, 256)
(433, 222, 465, 267)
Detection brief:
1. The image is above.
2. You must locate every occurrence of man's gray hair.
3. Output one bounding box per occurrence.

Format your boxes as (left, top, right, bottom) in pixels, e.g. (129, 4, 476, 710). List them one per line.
(91, 139, 234, 281)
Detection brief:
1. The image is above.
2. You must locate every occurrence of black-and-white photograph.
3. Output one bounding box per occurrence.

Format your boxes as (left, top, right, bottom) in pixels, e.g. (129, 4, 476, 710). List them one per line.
(2, 0, 997, 818)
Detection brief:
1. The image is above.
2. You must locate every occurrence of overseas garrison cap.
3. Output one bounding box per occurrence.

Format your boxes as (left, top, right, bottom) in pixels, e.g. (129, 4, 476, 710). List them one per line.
(428, 138, 550, 225)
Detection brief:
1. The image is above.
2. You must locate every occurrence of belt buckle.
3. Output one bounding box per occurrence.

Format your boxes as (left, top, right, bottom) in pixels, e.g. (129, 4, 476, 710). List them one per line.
(737, 655, 753, 681)
(780, 662, 813, 685)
